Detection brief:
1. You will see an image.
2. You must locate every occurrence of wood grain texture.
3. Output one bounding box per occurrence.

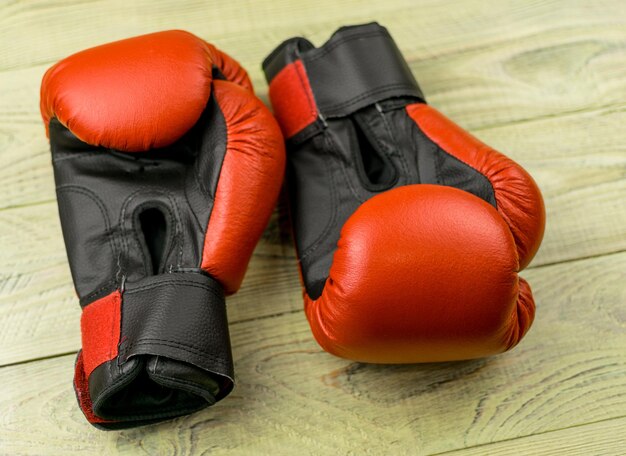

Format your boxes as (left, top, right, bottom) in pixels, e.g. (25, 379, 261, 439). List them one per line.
(1, 0, 625, 454)
(439, 417, 626, 456)
(1, 0, 626, 208)
(1, 251, 626, 455)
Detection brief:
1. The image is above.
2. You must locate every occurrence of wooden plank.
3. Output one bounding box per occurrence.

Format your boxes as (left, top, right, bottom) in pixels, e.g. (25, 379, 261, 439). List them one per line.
(1, 0, 624, 453)
(1, 0, 626, 208)
(2, 104, 625, 366)
(478, 106, 626, 267)
(0, 0, 626, 70)
(439, 417, 626, 456)
(1, 251, 625, 454)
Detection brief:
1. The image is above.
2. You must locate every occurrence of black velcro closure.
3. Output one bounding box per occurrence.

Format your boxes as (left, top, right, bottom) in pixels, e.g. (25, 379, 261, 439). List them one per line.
(119, 272, 233, 382)
(301, 23, 424, 118)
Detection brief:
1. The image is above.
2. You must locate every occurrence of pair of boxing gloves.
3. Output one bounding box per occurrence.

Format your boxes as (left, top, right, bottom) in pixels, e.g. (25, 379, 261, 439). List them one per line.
(40, 24, 545, 428)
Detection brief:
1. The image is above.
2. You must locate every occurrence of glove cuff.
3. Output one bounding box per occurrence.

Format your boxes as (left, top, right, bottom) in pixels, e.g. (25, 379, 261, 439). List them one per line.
(263, 22, 424, 139)
(75, 272, 233, 429)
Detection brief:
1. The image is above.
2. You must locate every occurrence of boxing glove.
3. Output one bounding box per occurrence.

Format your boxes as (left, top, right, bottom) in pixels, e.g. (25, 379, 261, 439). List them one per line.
(263, 23, 545, 363)
(41, 31, 285, 428)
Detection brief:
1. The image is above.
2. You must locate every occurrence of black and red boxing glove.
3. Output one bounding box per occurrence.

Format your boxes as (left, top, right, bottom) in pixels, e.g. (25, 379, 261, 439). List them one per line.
(263, 23, 545, 363)
(41, 31, 285, 428)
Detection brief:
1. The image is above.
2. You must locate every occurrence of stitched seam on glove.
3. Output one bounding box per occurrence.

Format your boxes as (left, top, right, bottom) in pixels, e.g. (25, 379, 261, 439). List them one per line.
(121, 340, 231, 369)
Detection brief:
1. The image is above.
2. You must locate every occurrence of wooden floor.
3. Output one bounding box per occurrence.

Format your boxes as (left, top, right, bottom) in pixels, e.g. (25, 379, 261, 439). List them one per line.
(1, 0, 626, 454)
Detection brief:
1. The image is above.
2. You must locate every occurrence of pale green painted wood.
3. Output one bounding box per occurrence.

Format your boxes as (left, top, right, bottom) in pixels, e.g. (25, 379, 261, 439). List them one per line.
(440, 417, 626, 456)
(2, 251, 626, 455)
(1, 0, 625, 454)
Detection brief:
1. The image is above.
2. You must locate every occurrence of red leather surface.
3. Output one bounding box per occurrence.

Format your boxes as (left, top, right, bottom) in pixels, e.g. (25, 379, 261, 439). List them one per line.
(206, 42, 254, 92)
(268, 60, 318, 138)
(201, 80, 286, 294)
(304, 185, 535, 363)
(40, 30, 253, 151)
(406, 103, 545, 269)
(80, 290, 121, 378)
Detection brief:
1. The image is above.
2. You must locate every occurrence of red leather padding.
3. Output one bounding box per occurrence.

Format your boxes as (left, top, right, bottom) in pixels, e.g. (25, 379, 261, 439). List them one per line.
(267, 60, 318, 139)
(201, 80, 286, 294)
(80, 290, 121, 378)
(406, 103, 545, 270)
(304, 185, 535, 363)
(40, 30, 253, 152)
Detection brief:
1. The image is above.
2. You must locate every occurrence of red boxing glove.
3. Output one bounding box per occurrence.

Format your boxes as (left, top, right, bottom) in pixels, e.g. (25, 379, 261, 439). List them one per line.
(41, 31, 285, 428)
(263, 23, 545, 363)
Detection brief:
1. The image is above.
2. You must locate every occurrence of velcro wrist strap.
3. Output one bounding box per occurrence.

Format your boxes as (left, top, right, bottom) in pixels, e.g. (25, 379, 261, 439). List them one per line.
(119, 272, 233, 381)
(75, 272, 233, 428)
(301, 24, 424, 117)
(264, 23, 424, 138)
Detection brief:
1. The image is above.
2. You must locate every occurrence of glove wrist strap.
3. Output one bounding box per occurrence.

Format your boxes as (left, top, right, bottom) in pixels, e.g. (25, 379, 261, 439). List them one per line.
(117, 272, 232, 380)
(264, 22, 424, 121)
(76, 272, 233, 429)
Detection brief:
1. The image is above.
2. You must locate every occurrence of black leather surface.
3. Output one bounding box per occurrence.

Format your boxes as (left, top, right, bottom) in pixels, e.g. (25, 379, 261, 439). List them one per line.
(263, 23, 424, 119)
(49, 94, 235, 427)
(119, 272, 232, 380)
(263, 37, 313, 82)
(88, 355, 220, 428)
(302, 23, 424, 118)
(264, 25, 496, 300)
(50, 95, 226, 304)
(88, 272, 232, 426)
